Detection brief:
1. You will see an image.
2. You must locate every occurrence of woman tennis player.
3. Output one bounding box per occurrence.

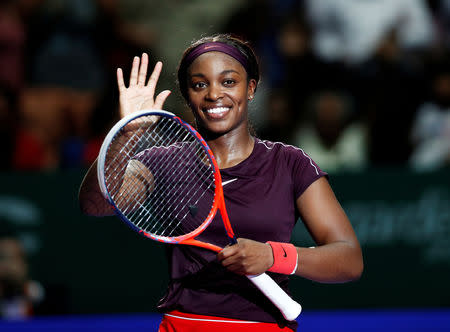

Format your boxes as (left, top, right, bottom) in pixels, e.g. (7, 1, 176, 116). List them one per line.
(79, 34, 363, 331)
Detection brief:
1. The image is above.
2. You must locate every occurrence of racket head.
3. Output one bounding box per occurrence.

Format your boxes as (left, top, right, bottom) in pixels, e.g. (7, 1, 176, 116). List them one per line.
(97, 109, 223, 244)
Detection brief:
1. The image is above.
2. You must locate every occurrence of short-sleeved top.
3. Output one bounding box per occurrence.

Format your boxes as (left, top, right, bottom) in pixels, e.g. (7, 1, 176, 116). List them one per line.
(155, 138, 327, 331)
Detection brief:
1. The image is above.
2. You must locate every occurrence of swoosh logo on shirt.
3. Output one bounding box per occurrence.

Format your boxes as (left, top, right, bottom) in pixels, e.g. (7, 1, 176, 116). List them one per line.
(221, 178, 238, 187)
(282, 247, 287, 257)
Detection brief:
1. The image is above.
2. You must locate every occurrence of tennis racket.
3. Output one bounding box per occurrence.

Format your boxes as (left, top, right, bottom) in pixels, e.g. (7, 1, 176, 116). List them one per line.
(97, 109, 302, 321)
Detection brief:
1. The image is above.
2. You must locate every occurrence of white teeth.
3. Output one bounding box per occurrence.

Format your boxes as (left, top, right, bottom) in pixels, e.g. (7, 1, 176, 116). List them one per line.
(206, 107, 229, 114)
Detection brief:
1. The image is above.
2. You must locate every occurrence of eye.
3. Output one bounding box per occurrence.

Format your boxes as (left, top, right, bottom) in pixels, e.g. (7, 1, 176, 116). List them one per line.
(223, 79, 236, 86)
(192, 82, 207, 90)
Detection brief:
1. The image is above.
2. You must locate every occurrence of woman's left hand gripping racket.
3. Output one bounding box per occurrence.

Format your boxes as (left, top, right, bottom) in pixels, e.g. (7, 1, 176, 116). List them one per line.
(97, 110, 302, 321)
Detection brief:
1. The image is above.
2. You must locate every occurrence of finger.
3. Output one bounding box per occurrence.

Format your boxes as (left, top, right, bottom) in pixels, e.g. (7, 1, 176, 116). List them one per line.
(130, 56, 140, 86)
(146, 61, 163, 98)
(138, 53, 149, 86)
(217, 245, 239, 261)
(117, 68, 125, 92)
(220, 255, 239, 268)
(154, 90, 172, 109)
(221, 257, 247, 275)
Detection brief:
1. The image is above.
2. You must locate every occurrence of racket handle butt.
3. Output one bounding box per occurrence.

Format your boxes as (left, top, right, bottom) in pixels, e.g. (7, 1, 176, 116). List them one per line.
(247, 273, 302, 321)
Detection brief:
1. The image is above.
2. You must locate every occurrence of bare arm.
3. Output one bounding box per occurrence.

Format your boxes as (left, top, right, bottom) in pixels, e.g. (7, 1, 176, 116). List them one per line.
(78, 53, 170, 217)
(218, 178, 363, 283)
(79, 158, 115, 216)
(292, 177, 363, 283)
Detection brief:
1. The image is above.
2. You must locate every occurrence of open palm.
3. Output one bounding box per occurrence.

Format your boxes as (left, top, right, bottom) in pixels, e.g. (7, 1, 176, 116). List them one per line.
(117, 53, 171, 119)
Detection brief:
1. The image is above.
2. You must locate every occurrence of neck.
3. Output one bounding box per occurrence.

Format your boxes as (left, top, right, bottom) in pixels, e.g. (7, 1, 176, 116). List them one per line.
(202, 126, 255, 169)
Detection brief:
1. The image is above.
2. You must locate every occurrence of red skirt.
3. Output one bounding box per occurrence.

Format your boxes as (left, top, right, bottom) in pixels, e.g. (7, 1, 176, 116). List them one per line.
(158, 310, 294, 331)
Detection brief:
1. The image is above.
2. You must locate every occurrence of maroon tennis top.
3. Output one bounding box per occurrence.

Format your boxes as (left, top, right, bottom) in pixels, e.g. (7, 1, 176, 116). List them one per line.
(157, 138, 327, 331)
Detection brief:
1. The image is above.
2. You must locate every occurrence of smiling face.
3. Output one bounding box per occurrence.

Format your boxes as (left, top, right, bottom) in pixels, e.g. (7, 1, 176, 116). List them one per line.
(186, 51, 256, 137)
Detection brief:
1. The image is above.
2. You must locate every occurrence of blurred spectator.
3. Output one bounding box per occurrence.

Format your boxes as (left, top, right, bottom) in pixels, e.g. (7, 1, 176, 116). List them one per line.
(0, 84, 17, 170)
(25, 0, 151, 89)
(257, 89, 294, 143)
(276, 13, 353, 122)
(12, 87, 66, 170)
(0, 0, 27, 91)
(27, 0, 106, 91)
(12, 86, 115, 170)
(304, 0, 435, 65)
(94, 0, 154, 81)
(0, 223, 44, 319)
(60, 83, 119, 168)
(221, 0, 273, 46)
(277, 14, 319, 111)
(427, 0, 450, 52)
(9, 0, 146, 170)
(293, 90, 367, 173)
(221, 0, 307, 87)
(359, 28, 425, 166)
(409, 58, 450, 171)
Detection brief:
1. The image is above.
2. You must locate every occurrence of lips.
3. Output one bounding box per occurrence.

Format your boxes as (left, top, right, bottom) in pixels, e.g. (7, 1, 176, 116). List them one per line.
(203, 106, 231, 119)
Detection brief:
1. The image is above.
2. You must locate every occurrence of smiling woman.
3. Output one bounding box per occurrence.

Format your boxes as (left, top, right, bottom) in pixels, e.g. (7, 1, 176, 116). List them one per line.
(78, 34, 363, 332)
(186, 51, 255, 160)
(177, 38, 258, 163)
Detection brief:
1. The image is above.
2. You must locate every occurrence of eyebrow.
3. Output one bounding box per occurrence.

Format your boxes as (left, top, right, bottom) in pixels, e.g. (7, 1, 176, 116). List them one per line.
(189, 69, 241, 78)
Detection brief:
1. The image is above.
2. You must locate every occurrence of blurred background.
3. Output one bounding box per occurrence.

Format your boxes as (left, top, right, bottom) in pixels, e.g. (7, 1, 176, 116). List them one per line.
(0, 0, 449, 330)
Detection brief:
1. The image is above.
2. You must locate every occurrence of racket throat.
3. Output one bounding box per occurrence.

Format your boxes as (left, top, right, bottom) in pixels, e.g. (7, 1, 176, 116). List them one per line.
(229, 236, 238, 245)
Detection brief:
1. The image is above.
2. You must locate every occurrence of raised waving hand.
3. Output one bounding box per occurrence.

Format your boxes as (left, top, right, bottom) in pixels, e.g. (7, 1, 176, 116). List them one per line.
(117, 53, 171, 119)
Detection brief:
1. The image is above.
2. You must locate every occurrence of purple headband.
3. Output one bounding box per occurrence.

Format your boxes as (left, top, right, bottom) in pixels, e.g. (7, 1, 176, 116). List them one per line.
(184, 42, 249, 71)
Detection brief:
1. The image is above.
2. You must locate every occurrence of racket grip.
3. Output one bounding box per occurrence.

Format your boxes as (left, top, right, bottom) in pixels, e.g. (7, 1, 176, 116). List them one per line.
(247, 273, 302, 321)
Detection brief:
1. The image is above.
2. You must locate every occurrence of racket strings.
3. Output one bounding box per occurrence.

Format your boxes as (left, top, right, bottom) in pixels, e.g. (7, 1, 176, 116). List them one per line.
(112, 147, 188, 227)
(136, 120, 216, 236)
(116, 137, 203, 224)
(145, 160, 214, 236)
(105, 117, 175, 194)
(104, 127, 153, 198)
(128, 148, 194, 231)
(149, 159, 215, 236)
(135, 144, 213, 236)
(111, 127, 186, 213)
(105, 116, 174, 200)
(107, 117, 181, 209)
(143, 154, 215, 237)
(106, 118, 184, 206)
(104, 115, 216, 239)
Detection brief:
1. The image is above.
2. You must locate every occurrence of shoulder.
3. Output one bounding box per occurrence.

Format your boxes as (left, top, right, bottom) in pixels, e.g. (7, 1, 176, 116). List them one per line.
(256, 138, 306, 155)
(255, 138, 321, 176)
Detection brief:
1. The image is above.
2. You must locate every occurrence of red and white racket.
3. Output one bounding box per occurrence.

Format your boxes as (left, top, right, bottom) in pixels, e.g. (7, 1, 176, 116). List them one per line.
(97, 110, 302, 321)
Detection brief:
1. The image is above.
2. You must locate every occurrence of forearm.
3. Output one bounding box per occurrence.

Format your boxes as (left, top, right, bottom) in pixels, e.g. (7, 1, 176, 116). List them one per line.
(78, 159, 115, 217)
(293, 241, 363, 283)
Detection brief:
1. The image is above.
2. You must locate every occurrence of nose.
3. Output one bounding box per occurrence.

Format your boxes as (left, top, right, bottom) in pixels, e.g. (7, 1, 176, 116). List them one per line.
(206, 82, 223, 101)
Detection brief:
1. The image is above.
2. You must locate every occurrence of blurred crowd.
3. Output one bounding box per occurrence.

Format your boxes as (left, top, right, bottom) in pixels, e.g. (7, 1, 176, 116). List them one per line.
(1, 0, 450, 173)
(0, 221, 44, 319)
